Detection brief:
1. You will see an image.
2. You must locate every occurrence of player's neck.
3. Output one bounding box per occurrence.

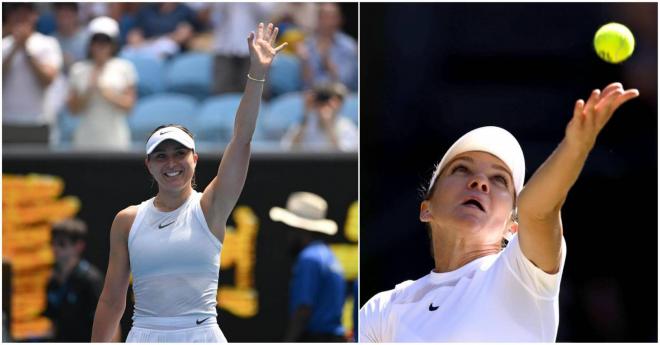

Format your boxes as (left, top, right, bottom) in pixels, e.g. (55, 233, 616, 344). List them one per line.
(154, 187, 193, 212)
(431, 231, 501, 273)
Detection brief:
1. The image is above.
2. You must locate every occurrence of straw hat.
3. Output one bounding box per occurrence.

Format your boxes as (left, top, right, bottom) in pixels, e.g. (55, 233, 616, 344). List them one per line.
(269, 192, 338, 235)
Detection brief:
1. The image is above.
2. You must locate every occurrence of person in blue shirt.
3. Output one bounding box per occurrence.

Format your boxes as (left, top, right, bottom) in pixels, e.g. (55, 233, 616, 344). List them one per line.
(270, 191, 347, 342)
(296, 3, 357, 91)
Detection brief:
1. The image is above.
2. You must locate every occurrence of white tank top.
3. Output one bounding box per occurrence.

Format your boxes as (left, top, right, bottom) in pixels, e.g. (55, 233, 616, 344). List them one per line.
(128, 191, 222, 323)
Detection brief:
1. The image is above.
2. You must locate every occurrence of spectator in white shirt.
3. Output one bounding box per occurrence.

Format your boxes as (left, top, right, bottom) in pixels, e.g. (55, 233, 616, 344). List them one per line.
(3, 3, 62, 144)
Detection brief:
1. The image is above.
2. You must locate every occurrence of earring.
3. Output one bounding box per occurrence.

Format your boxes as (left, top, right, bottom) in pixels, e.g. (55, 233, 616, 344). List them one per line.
(504, 232, 514, 242)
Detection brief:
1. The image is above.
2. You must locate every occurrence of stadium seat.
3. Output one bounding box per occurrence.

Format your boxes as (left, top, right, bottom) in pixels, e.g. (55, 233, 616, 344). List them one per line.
(192, 93, 244, 143)
(261, 92, 305, 140)
(269, 54, 303, 97)
(129, 93, 198, 143)
(341, 92, 358, 125)
(122, 55, 165, 97)
(164, 52, 213, 101)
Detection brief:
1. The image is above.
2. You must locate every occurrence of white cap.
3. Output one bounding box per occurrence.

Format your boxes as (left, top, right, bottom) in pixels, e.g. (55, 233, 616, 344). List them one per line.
(88, 16, 119, 39)
(269, 192, 338, 235)
(146, 126, 195, 154)
(428, 126, 526, 196)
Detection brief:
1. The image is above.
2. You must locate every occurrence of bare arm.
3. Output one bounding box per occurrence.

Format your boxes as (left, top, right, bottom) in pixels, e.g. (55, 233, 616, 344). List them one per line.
(99, 85, 137, 112)
(517, 82, 639, 273)
(67, 87, 93, 114)
(201, 23, 287, 240)
(26, 53, 58, 87)
(91, 207, 134, 342)
(4, 24, 58, 87)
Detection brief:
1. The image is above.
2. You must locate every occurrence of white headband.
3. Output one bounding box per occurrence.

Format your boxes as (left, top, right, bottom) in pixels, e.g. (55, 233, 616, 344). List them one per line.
(428, 126, 526, 196)
(146, 126, 195, 154)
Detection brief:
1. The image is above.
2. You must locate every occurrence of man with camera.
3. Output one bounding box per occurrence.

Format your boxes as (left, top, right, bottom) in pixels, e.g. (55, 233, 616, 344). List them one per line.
(281, 82, 358, 152)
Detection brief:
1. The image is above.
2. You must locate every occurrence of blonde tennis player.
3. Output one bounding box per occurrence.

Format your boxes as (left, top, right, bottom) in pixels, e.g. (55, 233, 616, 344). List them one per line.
(91, 23, 286, 342)
(359, 83, 638, 342)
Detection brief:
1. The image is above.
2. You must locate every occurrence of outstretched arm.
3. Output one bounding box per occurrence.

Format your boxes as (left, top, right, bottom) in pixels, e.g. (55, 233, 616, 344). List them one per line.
(517, 82, 639, 273)
(91, 207, 133, 342)
(201, 23, 287, 241)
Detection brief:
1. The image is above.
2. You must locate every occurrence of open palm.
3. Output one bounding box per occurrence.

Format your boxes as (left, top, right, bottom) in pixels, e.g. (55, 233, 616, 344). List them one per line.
(566, 82, 639, 151)
(248, 23, 287, 76)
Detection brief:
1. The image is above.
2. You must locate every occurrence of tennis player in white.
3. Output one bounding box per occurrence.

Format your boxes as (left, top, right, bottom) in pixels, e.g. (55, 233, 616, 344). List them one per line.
(359, 82, 638, 342)
(91, 23, 287, 342)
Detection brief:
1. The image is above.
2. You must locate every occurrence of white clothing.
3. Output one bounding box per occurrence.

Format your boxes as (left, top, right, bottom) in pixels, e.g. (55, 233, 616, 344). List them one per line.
(2, 32, 62, 125)
(68, 58, 137, 150)
(127, 323, 227, 343)
(128, 191, 222, 325)
(281, 115, 358, 152)
(209, 3, 274, 56)
(359, 234, 567, 342)
(270, 3, 319, 35)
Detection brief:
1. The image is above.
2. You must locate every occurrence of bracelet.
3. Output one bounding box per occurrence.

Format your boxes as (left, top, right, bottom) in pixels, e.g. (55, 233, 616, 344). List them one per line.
(247, 74, 266, 83)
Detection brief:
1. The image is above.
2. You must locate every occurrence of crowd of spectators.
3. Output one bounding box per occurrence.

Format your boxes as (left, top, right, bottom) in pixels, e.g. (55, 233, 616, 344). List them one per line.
(2, 2, 358, 152)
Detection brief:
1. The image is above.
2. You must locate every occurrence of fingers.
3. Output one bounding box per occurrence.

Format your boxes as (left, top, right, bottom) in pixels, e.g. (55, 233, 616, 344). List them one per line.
(257, 22, 264, 41)
(599, 82, 623, 99)
(611, 88, 640, 110)
(573, 99, 585, 119)
(263, 23, 273, 42)
(597, 89, 623, 123)
(274, 42, 289, 53)
(270, 26, 280, 45)
(583, 89, 600, 118)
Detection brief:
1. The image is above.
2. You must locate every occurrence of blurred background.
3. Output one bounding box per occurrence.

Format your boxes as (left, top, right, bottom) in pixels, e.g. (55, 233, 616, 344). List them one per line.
(360, 3, 657, 342)
(2, 2, 357, 342)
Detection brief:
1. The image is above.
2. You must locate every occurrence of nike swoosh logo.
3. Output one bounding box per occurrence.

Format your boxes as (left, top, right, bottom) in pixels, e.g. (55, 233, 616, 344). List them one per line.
(159, 130, 173, 135)
(158, 220, 175, 229)
(196, 317, 211, 325)
(429, 303, 439, 311)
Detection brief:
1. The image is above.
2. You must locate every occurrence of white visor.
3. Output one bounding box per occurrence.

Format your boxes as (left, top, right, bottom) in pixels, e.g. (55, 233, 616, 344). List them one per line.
(428, 126, 525, 196)
(146, 126, 195, 154)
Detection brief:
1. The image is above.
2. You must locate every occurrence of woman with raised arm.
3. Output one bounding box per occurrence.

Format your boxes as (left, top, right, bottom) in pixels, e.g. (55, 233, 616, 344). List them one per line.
(359, 82, 639, 342)
(91, 23, 286, 342)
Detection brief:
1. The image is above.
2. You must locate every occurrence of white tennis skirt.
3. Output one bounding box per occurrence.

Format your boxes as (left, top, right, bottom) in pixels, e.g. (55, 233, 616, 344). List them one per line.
(127, 324, 227, 343)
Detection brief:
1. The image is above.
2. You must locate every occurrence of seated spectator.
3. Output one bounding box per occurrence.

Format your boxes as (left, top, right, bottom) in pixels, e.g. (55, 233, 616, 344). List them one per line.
(43, 218, 113, 342)
(52, 3, 87, 73)
(121, 3, 201, 60)
(297, 3, 357, 91)
(2, 3, 62, 144)
(76, 3, 138, 47)
(281, 82, 357, 152)
(67, 16, 137, 151)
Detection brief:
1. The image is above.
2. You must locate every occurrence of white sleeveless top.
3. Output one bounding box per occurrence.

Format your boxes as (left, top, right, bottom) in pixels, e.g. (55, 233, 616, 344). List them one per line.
(128, 191, 222, 324)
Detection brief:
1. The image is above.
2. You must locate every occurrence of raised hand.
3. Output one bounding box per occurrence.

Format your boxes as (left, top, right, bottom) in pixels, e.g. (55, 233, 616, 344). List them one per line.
(247, 22, 287, 79)
(565, 82, 639, 152)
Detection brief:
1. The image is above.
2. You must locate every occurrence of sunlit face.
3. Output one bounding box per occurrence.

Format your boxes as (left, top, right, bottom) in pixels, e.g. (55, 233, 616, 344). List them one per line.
(145, 140, 198, 192)
(421, 151, 516, 241)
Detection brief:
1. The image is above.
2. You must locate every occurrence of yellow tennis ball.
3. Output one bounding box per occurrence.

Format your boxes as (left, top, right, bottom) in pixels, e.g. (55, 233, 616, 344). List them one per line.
(593, 22, 635, 64)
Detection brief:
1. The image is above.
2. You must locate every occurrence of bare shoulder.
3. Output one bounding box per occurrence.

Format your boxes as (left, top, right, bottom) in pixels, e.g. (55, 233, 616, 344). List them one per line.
(112, 205, 139, 238)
